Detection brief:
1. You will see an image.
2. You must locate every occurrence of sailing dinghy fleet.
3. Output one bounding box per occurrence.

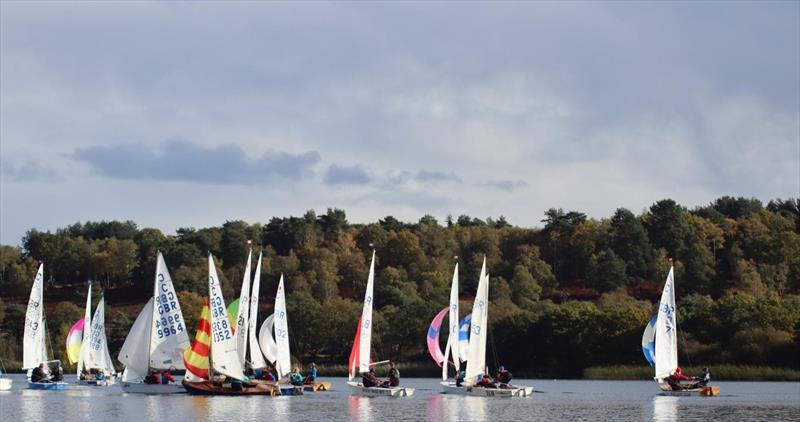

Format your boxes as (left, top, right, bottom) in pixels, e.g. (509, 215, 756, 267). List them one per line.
(14, 248, 718, 399)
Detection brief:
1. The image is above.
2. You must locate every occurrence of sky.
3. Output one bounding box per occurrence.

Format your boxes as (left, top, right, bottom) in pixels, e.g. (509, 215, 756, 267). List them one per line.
(1, 1, 798, 245)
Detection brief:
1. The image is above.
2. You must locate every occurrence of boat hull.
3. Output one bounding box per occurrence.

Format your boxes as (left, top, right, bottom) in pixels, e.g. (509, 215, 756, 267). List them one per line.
(27, 381, 68, 390)
(347, 381, 414, 397)
(0, 378, 12, 390)
(441, 381, 533, 397)
(658, 383, 720, 396)
(121, 381, 185, 394)
(182, 380, 280, 396)
(76, 378, 117, 387)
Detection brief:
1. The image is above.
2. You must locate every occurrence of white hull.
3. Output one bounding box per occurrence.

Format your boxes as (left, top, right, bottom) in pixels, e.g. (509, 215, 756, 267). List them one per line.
(121, 381, 185, 394)
(347, 381, 414, 397)
(0, 378, 11, 390)
(441, 381, 533, 397)
(77, 377, 117, 386)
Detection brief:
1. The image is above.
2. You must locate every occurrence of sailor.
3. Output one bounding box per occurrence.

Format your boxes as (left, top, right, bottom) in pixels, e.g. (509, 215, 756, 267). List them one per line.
(476, 374, 497, 388)
(144, 368, 161, 384)
(495, 365, 512, 387)
(289, 366, 304, 386)
(455, 370, 466, 387)
(31, 363, 50, 383)
(387, 361, 400, 387)
(161, 369, 175, 384)
(361, 368, 381, 388)
(304, 363, 317, 384)
(51, 363, 64, 382)
(667, 367, 693, 390)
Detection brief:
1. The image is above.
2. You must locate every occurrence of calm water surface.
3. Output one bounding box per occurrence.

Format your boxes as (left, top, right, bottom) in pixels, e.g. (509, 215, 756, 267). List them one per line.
(1, 375, 798, 421)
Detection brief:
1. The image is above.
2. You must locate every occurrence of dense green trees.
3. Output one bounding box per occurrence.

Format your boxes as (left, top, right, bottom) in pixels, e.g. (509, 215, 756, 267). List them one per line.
(0, 197, 797, 376)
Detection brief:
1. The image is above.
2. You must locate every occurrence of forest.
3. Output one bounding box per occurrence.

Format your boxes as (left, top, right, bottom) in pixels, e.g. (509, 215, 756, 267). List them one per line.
(0, 196, 798, 378)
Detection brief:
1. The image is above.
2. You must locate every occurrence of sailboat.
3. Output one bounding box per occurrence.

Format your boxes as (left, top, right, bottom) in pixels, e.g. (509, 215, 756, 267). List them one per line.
(23, 263, 67, 390)
(441, 257, 533, 397)
(645, 266, 719, 396)
(346, 250, 414, 397)
(181, 254, 280, 395)
(118, 252, 190, 393)
(71, 284, 117, 385)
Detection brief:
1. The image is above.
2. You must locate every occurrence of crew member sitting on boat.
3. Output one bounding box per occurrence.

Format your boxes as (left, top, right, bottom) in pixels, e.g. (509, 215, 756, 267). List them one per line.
(455, 371, 466, 387)
(31, 363, 50, 383)
(666, 367, 693, 391)
(387, 361, 400, 387)
(96, 369, 105, 381)
(290, 367, 304, 386)
(304, 363, 317, 384)
(161, 369, 175, 384)
(144, 368, 161, 384)
(51, 363, 64, 382)
(361, 368, 382, 388)
(476, 374, 497, 388)
(495, 366, 512, 388)
(689, 367, 711, 389)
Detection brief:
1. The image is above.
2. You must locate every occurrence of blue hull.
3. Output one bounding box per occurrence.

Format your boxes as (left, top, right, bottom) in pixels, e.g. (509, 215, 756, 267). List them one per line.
(28, 382, 68, 390)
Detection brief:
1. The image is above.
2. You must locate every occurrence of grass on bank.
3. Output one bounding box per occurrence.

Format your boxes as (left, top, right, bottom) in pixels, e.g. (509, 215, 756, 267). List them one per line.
(583, 365, 800, 381)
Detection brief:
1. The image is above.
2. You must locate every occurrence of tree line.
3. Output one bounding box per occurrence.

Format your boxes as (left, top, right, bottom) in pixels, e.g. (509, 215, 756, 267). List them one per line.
(0, 196, 798, 376)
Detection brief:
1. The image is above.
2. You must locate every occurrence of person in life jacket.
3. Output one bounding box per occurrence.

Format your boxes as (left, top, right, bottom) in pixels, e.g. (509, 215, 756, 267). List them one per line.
(495, 365, 513, 387)
(289, 367, 304, 386)
(144, 368, 161, 384)
(51, 363, 64, 382)
(31, 363, 50, 383)
(361, 368, 381, 388)
(386, 361, 400, 387)
(303, 363, 317, 384)
(667, 367, 693, 390)
(455, 371, 466, 387)
(161, 369, 175, 384)
(476, 374, 497, 388)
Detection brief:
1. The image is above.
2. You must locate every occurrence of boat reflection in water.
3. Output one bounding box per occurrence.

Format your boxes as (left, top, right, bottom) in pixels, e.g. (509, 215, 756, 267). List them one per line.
(348, 395, 373, 421)
(652, 395, 679, 422)
(425, 393, 488, 422)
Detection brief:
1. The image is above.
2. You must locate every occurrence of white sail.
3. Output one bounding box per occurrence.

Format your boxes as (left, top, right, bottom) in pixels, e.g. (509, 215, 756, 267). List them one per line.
(447, 263, 460, 376)
(248, 252, 266, 369)
(258, 314, 278, 364)
(235, 249, 253, 368)
(442, 334, 452, 381)
(118, 298, 154, 381)
(274, 274, 292, 379)
(358, 251, 376, 374)
(149, 252, 190, 370)
(88, 296, 115, 374)
(654, 266, 678, 381)
(207, 254, 245, 380)
(77, 283, 93, 376)
(23, 264, 47, 370)
(465, 257, 489, 384)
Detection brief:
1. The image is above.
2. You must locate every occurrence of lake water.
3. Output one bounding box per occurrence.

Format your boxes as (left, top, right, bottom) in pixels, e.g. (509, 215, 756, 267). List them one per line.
(1, 375, 798, 421)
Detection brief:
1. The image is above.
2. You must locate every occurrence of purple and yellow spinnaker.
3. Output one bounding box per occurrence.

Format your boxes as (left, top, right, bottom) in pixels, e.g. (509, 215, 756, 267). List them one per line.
(427, 307, 449, 366)
(66, 318, 85, 365)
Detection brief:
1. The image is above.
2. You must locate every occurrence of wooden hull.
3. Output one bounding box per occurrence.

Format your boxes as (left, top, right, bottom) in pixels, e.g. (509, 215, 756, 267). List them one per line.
(441, 381, 533, 397)
(121, 381, 185, 394)
(28, 381, 68, 390)
(347, 381, 414, 397)
(658, 383, 720, 396)
(0, 378, 12, 390)
(304, 382, 332, 392)
(182, 380, 281, 396)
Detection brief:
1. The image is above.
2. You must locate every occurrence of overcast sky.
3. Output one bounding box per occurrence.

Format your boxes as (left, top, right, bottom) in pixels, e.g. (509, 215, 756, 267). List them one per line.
(1, 1, 798, 245)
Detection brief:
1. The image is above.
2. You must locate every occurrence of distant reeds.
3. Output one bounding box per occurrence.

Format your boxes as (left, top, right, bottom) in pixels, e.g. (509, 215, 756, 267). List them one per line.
(583, 365, 800, 381)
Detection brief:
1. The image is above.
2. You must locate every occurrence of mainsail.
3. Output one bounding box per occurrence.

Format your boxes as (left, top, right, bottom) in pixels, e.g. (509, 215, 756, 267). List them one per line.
(357, 251, 376, 375)
(235, 249, 253, 367)
(248, 252, 266, 369)
(149, 252, 190, 370)
(207, 254, 245, 380)
(23, 264, 47, 370)
(77, 283, 92, 376)
(654, 266, 678, 381)
(274, 274, 292, 379)
(464, 257, 489, 384)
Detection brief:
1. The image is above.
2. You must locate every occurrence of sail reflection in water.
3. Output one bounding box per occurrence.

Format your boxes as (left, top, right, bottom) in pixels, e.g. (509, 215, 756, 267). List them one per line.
(652, 395, 679, 422)
(348, 396, 374, 421)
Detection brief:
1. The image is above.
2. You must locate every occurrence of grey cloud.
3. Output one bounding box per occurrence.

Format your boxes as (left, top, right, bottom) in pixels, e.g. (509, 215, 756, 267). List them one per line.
(415, 170, 462, 184)
(72, 141, 320, 184)
(483, 179, 528, 192)
(323, 164, 371, 185)
(1, 158, 56, 182)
